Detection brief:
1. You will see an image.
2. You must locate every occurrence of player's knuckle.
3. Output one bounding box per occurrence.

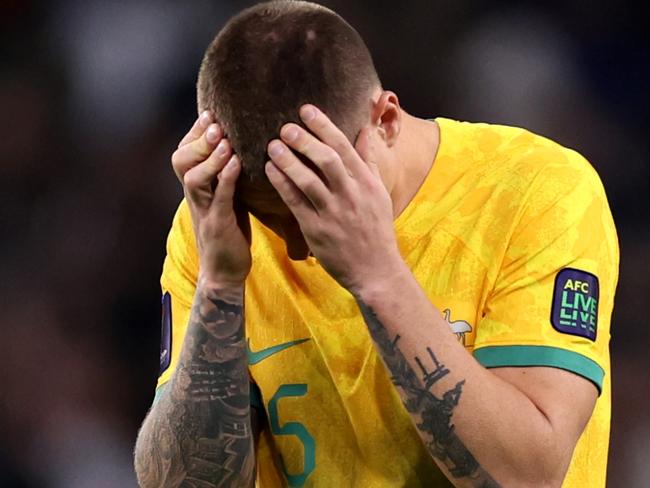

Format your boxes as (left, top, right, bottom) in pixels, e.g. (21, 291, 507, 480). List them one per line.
(318, 157, 333, 171)
(332, 138, 348, 155)
(326, 146, 341, 163)
(171, 149, 183, 168)
(284, 192, 302, 207)
(298, 138, 311, 154)
(310, 220, 327, 240)
(204, 150, 219, 169)
(188, 138, 207, 158)
(302, 176, 321, 193)
(183, 170, 199, 189)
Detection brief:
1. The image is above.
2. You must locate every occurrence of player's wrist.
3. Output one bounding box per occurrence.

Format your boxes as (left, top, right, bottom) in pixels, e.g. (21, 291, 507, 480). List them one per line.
(197, 273, 246, 297)
(349, 256, 412, 304)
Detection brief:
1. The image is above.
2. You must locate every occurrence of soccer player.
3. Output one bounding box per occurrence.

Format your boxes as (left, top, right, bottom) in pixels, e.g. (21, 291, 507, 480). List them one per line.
(134, 2, 618, 487)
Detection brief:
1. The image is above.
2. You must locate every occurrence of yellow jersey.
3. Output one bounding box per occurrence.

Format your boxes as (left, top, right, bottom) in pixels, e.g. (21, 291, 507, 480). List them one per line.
(157, 118, 618, 487)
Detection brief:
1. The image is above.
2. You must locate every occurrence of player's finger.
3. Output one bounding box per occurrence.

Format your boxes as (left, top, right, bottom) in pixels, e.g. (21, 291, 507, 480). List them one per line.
(279, 123, 349, 190)
(265, 161, 315, 222)
(178, 110, 213, 148)
(268, 139, 330, 210)
(184, 138, 232, 190)
(212, 155, 241, 217)
(299, 104, 367, 177)
(172, 123, 223, 183)
(183, 138, 233, 205)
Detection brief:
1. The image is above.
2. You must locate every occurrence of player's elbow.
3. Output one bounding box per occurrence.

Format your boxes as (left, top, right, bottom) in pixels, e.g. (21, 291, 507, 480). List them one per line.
(133, 422, 150, 486)
(509, 473, 566, 488)
(133, 448, 158, 488)
(492, 464, 566, 488)
(494, 439, 572, 488)
(133, 412, 183, 488)
(133, 431, 158, 488)
(498, 471, 565, 488)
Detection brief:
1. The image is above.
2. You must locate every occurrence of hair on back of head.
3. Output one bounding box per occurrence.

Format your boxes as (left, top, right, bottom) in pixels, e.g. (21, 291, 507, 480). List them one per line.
(197, 0, 381, 181)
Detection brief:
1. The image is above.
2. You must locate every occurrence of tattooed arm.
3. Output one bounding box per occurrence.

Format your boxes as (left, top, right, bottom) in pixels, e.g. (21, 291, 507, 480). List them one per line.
(353, 267, 597, 488)
(357, 296, 499, 488)
(134, 110, 258, 487)
(134, 283, 257, 488)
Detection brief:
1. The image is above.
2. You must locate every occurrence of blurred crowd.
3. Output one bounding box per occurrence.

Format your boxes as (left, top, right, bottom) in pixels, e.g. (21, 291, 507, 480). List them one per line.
(1, 1, 648, 486)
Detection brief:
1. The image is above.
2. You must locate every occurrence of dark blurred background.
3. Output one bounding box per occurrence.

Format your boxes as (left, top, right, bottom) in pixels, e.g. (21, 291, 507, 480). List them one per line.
(1, 0, 647, 486)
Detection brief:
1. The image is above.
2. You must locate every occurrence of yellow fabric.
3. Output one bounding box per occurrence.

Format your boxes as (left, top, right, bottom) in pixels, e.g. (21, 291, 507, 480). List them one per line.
(158, 118, 618, 487)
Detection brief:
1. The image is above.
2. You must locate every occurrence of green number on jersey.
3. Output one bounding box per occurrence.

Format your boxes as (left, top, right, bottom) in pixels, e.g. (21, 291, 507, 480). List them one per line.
(267, 384, 316, 487)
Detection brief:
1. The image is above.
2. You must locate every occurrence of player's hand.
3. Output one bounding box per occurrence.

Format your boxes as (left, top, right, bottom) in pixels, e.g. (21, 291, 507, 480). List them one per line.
(265, 105, 405, 294)
(172, 111, 251, 288)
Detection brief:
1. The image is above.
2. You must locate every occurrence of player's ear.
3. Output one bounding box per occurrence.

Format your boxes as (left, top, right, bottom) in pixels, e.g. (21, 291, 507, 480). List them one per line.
(371, 90, 401, 148)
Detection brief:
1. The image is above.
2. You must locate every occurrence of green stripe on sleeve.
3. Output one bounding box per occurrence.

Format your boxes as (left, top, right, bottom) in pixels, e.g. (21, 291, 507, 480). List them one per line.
(474, 345, 605, 394)
(153, 383, 166, 405)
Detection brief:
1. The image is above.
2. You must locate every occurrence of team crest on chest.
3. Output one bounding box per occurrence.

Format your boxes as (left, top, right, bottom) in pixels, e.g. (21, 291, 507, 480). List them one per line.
(443, 309, 472, 345)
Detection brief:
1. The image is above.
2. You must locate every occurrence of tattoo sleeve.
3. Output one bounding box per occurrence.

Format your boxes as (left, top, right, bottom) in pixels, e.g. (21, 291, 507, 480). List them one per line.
(357, 300, 501, 488)
(135, 285, 255, 488)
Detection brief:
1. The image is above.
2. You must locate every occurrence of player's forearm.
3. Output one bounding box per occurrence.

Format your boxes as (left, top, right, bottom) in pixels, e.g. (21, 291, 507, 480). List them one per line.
(134, 280, 255, 488)
(354, 265, 568, 488)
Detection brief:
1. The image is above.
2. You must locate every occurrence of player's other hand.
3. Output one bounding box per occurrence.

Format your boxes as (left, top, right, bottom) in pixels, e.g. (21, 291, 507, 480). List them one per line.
(171, 111, 251, 288)
(265, 105, 404, 294)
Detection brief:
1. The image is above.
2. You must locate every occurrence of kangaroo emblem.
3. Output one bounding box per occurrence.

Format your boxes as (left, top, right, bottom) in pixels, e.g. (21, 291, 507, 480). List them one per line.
(443, 309, 472, 345)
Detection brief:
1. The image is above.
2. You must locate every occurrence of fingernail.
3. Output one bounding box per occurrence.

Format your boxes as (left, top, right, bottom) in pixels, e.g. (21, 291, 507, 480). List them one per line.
(207, 124, 219, 142)
(268, 141, 284, 158)
(301, 105, 316, 122)
(226, 155, 238, 170)
(216, 139, 228, 156)
(200, 110, 211, 126)
(283, 125, 299, 142)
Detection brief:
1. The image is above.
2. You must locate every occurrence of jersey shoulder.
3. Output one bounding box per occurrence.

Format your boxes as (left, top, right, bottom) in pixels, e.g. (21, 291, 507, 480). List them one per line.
(435, 117, 603, 197)
(434, 117, 616, 243)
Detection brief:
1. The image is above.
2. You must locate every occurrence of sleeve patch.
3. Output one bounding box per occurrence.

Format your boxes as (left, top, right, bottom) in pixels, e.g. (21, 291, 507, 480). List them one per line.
(550, 268, 599, 341)
(160, 292, 172, 375)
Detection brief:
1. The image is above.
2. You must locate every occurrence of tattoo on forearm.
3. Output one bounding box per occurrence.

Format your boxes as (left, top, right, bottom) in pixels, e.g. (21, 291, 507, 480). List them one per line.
(135, 287, 255, 488)
(357, 301, 500, 488)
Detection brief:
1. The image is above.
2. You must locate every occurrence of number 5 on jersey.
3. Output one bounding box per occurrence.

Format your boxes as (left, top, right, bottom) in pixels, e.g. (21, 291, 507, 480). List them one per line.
(268, 384, 316, 487)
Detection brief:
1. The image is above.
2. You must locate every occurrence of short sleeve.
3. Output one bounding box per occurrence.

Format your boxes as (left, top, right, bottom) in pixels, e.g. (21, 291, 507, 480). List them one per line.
(157, 199, 199, 389)
(473, 154, 619, 394)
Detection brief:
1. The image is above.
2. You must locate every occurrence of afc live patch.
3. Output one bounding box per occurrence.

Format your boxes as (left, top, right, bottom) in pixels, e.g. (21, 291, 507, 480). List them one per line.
(550, 268, 599, 341)
(160, 292, 172, 375)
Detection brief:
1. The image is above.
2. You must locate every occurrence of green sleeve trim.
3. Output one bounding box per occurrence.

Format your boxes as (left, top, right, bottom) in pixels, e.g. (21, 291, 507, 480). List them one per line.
(154, 382, 263, 408)
(474, 345, 605, 394)
(153, 383, 166, 405)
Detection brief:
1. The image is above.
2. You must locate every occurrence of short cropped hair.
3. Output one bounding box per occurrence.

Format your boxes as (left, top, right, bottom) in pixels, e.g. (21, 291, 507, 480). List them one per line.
(197, 0, 381, 181)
